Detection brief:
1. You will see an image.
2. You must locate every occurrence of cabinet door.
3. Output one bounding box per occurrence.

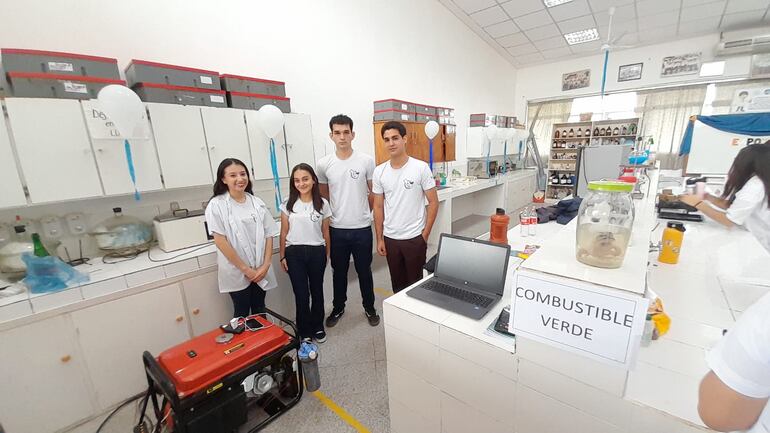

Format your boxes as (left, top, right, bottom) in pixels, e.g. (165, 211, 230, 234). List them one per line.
(373, 121, 389, 165)
(466, 126, 488, 158)
(406, 122, 429, 163)
(181, 271, 234, 336)
(147, 103, 212, 189)
(71, 283, 190, 410)
(200, 107, 253, 177)
(5, 98, 104, 203)
(443, 125, 456, 162)
(82, 100, 163, 195)
(284, 113, 315, 170)
(0, 110, 26, 208)
(0, 315, 95, 433)
(245, 109, 289, 180)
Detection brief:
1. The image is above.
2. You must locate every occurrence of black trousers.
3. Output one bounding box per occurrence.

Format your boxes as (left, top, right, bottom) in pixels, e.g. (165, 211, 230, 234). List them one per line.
(285, 245, 327, 338)
(330, 226, 375, 313)
(384, 235, 427, 293)
(228, 281, 266, 318)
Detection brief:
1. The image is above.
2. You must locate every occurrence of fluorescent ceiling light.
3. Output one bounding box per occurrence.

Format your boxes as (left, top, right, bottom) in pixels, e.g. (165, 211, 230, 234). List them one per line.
(564, 28, 599, 45)
(544, 0, 574, 6)
(700, 61, 725, 77)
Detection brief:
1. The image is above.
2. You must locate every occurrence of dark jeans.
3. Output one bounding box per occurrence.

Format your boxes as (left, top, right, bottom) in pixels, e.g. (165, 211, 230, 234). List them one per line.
(330, 226, 375, 313)
(285, 245, 327, 338)
(384, 235, 427, 293)
(228, 281, 266, 318)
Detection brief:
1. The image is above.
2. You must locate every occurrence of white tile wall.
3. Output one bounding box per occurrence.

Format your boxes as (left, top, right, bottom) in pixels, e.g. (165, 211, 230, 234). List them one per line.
(515, 384, 624, 433)
(197, 252, 217, 269)
(440, 392, 511, 433)
(30, 287, 83, 313)
(438, 326, 517, 381)
(383, 303, 443, 343)
(385, 324, 441, 386)
(636, 338, 709, 379)
(0, 300, 33, 322)
(625, 361, 705, 427)
(389, 399, 440, 433)
(162, 258, 199, 278)
(387, 361, 441, 432)
(80, 276, 128, 299)
(124, 266, 166, 288)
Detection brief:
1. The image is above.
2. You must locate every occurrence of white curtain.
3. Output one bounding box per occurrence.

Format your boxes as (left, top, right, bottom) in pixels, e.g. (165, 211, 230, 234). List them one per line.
(527, 100, 572, 162)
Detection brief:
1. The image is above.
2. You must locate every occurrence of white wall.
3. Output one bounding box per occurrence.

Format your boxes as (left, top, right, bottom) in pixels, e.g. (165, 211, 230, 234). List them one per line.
(513, 31, 764, 116)
(0, 0, 517, 163)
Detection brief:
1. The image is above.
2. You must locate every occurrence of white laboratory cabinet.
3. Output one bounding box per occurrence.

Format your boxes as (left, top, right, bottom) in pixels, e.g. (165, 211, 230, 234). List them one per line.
(284, 113, 315, 170)
(199, 107, 253, 178)
(147, 103, 213, 189)
(0, 110, 26, 208)
(5, 98, 104, 203)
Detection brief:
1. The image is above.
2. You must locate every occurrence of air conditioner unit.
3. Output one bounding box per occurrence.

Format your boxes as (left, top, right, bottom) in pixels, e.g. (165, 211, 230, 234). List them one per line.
(716, 28, 770, 57)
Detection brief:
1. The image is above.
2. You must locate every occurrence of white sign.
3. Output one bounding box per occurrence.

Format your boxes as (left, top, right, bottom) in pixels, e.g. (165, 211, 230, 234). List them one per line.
(81, 100, 149, 140)
(63, 81, 88, 94)
(731, 88, 770, 113)
(48, 61, 74, 72)
(687, 119, 770, 175)
(511, 269, 648, 369)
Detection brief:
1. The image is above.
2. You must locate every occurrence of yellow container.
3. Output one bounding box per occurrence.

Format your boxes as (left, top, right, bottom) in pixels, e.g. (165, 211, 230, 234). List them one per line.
(659, 221, 686, 264)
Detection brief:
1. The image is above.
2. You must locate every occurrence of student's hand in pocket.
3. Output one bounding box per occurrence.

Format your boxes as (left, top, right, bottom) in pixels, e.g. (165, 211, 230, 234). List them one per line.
(280, 258, 289, 273)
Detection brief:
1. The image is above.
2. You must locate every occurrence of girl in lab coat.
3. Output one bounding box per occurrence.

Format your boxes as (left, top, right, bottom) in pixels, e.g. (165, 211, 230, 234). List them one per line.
(205, 158, 279, 318)
(681, 141, 770, 253)
(279, 163, 332, 343)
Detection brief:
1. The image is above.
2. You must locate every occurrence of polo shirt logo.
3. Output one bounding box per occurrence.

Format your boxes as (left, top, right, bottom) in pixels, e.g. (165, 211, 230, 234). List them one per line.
(310, 210, 322, 222)
(404, 179, 415, 189)
(350, 169, 360, 179)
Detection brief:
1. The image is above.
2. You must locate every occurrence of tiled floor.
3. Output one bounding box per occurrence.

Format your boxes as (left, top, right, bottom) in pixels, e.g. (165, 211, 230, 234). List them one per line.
(66, 255, 396, 433)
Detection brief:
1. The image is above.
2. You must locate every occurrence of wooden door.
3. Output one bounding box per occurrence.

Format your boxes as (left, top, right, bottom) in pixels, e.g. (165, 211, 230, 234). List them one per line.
(444, 125, 456, 162)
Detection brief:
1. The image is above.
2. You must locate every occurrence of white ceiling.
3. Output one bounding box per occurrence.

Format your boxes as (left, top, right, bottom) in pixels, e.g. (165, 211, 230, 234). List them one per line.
(440, 0, 770, 67)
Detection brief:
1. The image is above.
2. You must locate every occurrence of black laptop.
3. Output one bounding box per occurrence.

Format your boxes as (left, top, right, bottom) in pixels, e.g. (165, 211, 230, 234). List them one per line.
(406, 234, 510, 320)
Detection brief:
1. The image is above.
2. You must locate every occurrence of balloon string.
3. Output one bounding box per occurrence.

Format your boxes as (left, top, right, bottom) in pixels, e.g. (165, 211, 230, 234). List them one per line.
(429, 138, 434, 171)
(124, 139, 140, 201)
(269, 138, 282, 211)
(503, 140, 507, 174)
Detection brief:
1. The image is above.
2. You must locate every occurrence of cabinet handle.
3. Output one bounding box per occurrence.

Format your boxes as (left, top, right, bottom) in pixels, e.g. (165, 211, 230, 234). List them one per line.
(209, 146, 216, 150)
(176, 315, 184, 322)
(96, 148, 104, 153)
(200, 146, 205, 151)
(192, 308, 200, 315)
(61, 355, 71, 363)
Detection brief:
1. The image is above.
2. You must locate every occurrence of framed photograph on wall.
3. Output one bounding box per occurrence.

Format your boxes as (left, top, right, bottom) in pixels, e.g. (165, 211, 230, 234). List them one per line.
(618, 63, 643, 82)
(660, 52, 701, 77)
(750, 53, 770, 79)
(562, 69, 590, 91)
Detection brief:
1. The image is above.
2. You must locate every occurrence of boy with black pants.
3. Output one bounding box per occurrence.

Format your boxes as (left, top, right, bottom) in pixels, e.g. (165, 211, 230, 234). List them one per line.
(373, 121, 439, 293)
(318, 114, 380, 327)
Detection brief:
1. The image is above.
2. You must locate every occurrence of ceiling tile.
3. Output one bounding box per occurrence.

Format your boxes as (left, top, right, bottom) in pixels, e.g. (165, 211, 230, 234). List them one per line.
(515, 52, 546, 64)
(541, 46, 574, 59)
(534, 35, 569, 50)
(597, 19, 637, 41)
(569, 40, 603, 52)
(725, 0, 770, 14)
(485, 19, 520, 37)
(680, 1, 727, 22)
(593, 4, 636, 26)
(638, 24, 678, 42)
(524, 23, 563, 40)
(496, 32, 531, 47)
(451, 0, 498, 14)
(556, 14, 597, 33)
(678, 15, 723, 34)
(683, 0, 726, 6)
(638, 11, 680, 30)
(721, 10, 766, 28)
(500, 0, 546, 18)
(588, 0, 634, 12)
(547, 0, 592, 21)
(513, 10, 555, 30)
(507, 42, 540, 55)
(470, 5, 509, 27)
(637, 0, 682, 16)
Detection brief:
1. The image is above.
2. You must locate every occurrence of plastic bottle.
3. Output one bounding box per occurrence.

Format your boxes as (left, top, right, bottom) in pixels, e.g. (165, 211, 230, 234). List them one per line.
(527, 206, 538, 236)
(490, 208, 510, 245)
(298, 341, 321, 391)
(519, 209, 529, 237)
(659, 221, 686, 264)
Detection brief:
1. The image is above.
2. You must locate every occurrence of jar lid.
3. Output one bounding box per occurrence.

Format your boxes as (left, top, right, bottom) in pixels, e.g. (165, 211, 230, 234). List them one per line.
(587, 181, 633, 192)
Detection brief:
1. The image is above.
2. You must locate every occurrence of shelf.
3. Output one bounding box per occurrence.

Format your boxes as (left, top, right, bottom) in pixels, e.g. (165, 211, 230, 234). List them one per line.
(591, 135, 637, 139)
(548, 184, 574, 188)
(552, 136, 590, 140)
(548, 169, 576, 172)
(550, 159, 578, 161)
(551, 148, 579, 150)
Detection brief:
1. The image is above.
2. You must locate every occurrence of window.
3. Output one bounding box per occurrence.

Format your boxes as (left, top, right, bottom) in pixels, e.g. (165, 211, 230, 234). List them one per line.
(568, 92, 638, 122)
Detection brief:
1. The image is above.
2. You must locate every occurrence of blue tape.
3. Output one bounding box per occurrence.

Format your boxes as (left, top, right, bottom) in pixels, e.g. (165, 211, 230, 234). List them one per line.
(124, 139, 140, 201)
(269, 138, 282, 210)
(429, 138, 434, 171)
(503, 140, 507, 173)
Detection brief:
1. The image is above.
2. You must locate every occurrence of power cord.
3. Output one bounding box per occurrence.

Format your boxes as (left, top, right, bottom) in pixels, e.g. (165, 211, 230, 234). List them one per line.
(95, 392, 145, 433)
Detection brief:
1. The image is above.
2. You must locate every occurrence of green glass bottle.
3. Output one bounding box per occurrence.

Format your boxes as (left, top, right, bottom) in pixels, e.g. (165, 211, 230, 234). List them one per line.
(31, 233, 49, 257)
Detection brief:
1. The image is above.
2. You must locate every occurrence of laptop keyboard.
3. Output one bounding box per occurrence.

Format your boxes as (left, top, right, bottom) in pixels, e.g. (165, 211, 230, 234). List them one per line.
(423, 280, 494, 308)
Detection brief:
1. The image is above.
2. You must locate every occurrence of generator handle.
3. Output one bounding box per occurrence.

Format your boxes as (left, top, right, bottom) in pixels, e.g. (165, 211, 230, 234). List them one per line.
(142, 350, 179, 405)
(265, 307, 300, 344)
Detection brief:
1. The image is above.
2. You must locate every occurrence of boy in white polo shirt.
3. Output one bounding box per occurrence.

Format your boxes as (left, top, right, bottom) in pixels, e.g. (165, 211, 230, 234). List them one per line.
(317, 114, 379, 327)
(372, 121, 439, 293)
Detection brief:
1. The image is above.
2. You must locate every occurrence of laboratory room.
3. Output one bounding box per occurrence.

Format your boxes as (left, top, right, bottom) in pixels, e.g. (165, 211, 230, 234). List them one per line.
(2, 1, 770, 433)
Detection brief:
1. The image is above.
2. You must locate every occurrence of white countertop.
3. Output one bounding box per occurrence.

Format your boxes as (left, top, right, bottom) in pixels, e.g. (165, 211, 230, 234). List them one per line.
(436, 169, 536, 202)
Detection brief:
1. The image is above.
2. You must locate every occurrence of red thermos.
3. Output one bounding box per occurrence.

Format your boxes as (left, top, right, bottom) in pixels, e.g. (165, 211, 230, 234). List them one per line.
(490, 208, 510, 245)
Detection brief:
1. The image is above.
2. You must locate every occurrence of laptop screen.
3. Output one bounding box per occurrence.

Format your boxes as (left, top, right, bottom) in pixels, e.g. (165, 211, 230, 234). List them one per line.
(434, 234, 510, 296)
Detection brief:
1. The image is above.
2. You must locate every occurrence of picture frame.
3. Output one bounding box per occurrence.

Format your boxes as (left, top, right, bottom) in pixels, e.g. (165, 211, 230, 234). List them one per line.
(562, 69, 590, 91)
(660, 52, 701, 77)
(750, 53, 770, 79)
(618, 63, 643, 82)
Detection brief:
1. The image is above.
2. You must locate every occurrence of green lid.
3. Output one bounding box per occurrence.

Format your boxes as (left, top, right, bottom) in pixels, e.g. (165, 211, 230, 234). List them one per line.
(587, 181, 633, 192)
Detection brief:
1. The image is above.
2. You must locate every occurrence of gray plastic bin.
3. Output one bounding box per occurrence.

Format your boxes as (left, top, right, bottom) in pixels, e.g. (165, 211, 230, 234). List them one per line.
(133, 83, 227, 107)
(227, 91, 291, 112)
(126, 59, 220, 90)
(415, 113, 438, 123)
(1, 48, 120, 79)
(373, 110, 415, 122)
(220, 74, 286, 97)
(7, 72, 125, 99)
(414, 104, 437, 115)
(373, 99, 415, 114)
(470, 113, 496, 127)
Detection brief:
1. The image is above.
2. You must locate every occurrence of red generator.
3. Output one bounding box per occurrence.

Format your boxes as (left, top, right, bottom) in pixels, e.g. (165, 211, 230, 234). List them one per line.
(139, 308, 303, 433)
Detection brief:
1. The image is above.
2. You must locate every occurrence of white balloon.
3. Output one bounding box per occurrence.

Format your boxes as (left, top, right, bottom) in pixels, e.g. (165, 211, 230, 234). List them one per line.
(485, 124, 498, 140)
(424, 121, 439, 140)
(257, 104, 285, 138)
(97, 85, 145, 138)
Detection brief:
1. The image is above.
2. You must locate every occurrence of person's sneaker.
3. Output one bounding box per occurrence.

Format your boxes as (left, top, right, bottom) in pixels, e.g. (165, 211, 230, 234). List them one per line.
(365, 309, 381, 327)
(325, 309, 344, 328)
(314, 330, 327, 343)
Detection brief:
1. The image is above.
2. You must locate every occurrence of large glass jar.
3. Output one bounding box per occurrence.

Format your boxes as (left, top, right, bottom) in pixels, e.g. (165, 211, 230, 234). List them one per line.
(576, 181, 635, 269)
(90, 207, 153, 253)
